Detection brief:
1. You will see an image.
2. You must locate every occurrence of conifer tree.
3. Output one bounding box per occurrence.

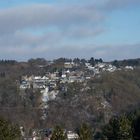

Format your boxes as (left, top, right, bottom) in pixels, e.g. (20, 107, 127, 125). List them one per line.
(51, 125, 67, 140)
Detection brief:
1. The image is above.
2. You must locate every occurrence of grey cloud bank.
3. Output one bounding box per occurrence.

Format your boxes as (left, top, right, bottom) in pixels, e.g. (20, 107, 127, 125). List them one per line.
(0, 4, 103, 34)
(0, 0, 139, 60)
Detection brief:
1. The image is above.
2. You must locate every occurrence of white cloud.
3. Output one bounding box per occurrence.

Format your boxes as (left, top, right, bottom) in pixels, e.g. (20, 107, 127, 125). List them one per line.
(0, 4, 104, 34)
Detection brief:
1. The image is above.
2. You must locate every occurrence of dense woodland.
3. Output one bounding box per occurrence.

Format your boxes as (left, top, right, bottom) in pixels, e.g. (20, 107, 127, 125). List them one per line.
(0, 58, 140, 139)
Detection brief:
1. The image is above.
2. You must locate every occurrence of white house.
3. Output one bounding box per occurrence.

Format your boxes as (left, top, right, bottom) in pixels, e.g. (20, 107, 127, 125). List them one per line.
(67, 131, 79, 140)
(125, 66, 134, 70)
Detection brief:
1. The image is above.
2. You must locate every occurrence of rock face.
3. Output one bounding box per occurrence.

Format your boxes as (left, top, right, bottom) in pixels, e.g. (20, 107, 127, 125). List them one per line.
(42, 87, 49, 102)
(41, 87, 59, 102)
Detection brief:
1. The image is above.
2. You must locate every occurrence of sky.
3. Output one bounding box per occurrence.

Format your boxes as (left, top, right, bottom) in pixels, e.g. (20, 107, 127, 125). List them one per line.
(0, 0, 140, 61)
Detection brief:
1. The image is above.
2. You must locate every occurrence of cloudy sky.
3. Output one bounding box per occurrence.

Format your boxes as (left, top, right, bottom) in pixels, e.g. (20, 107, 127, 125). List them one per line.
(0, 0, 140, 61)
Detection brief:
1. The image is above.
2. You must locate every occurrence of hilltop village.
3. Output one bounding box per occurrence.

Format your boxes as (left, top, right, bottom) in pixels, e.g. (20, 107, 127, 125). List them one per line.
(18, 58, 135, 140)
(19, 60, 134, 103)
(0, 58, 139, 140)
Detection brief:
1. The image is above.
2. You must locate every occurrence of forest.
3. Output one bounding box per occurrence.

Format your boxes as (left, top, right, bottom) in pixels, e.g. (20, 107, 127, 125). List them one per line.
(0, 58, 140, 139)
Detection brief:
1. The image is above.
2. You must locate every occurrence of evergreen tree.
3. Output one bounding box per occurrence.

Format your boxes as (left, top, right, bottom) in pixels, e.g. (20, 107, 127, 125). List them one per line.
(89, 57, 95, 66)
(51, 125, 67, 140)
(132, 116, 140, 140)
(118, 115, 132, 140)
(103, 115, 132, 140)
(103, 117, 120, 140)
(0, 117, 20, 140)
(78, 123, 93, 140)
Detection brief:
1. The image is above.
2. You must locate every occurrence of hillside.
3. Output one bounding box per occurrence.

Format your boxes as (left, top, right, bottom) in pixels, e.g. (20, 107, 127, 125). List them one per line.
(0, 58, 140, 137)
(45, 69, 140, 130)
